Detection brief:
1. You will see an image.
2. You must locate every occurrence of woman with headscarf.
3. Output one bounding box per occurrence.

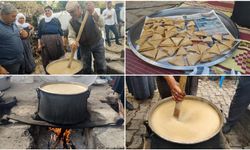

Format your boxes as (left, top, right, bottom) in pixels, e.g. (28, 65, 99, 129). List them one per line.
(15, 13, 36, 74)
(37, 6, 65, 70)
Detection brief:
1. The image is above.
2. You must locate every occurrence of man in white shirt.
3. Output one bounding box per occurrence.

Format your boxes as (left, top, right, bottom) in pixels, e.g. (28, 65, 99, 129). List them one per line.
(102, 1, 122, 47)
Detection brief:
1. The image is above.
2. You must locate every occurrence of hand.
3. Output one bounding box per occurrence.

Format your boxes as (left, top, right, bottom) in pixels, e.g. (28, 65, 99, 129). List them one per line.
(71, 41, 79, 53)
(107, 14, 112, 18)
(37, 44, 42, 52)
(170, 83, 186, 101)
(0, 66, 9, 74)
(20, 29, 28, 38)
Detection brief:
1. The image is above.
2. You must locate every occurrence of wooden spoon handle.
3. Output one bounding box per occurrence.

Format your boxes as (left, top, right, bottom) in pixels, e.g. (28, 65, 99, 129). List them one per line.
(68, 11, 89, 68)
(173, 76, 187, 118)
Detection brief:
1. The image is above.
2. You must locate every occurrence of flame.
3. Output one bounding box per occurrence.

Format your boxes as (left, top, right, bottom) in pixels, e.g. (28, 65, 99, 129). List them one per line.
(49, 127, 71, 143)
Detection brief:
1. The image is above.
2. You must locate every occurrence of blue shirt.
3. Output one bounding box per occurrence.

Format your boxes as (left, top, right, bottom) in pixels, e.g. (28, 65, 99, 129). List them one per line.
(38, 18, 63, 38)
(0, 20, 24, 65)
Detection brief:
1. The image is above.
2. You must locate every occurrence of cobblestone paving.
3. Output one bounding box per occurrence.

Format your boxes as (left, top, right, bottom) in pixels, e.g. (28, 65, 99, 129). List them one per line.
(126, 77, 250, 149)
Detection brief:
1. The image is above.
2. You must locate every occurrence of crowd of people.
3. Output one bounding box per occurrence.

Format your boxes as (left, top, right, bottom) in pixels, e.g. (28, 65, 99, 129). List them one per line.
(0, 1, 123, 74)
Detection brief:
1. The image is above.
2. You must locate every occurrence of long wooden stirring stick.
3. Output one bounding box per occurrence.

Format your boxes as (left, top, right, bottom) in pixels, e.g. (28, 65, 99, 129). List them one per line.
(173, 76, 187, 119)
(68, 11, 89, 68)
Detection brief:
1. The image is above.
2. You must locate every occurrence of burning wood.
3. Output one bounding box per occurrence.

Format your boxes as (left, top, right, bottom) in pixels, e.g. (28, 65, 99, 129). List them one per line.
(48, 127, 75, 149)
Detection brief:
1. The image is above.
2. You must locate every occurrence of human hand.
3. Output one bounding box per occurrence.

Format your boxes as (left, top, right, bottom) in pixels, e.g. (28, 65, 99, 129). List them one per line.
(37, 44, 42, 52)
(20, 29, 28, 38)
(170, 82, 186, 101)
(71, 41, 79, 53)
(0, 66, 9, 74)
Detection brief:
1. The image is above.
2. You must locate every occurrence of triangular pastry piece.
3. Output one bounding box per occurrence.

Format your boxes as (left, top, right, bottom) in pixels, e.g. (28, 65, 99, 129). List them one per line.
(176, 32, 187, 38)
(224, 34, 235, 41)
(197, 44, 209, 54)
(213, 34, 223, 42)
(188, 44, 200, 54)
(186, 29, 194, 36)
(179, 37, 193, 46)
(175, 22, 185, 29)
(176, 46, 187, 56)
(164, 19, 174, 26)
(141, 30, 154, 38)
(155, 50, 168, 61)
(162, 46, 179, 56)
(194, 31, 207, 37)
(164, 25, 175, 31)
(159, 38, 175, 47)
(165, 31, 177, 39)
(168, 55, 186, 66)
(141, 49, 158, 59)
(217, 43, 229, 53)
(200, 52, 214, 62)
(155, 26, 165, 35)
(136, 37, 148, 46)
(207, 44, 220, 55)
(190, 35, 202, 42)
(171, 37, 183, 46)
(186, 53, 201, 66)
(148, 40, 162, 48)
(139, 41, 154, 52)
(150, 34, 162, 41)
(222, 40, 234, 48)
(187, 20, 195, 27)
(203, 36, 213, 43)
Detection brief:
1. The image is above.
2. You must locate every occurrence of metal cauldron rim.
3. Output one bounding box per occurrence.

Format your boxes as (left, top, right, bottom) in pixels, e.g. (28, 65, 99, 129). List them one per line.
(38, 81, 89, 96)
(46, 58, 83, 75)
(147, 95, 224, 144)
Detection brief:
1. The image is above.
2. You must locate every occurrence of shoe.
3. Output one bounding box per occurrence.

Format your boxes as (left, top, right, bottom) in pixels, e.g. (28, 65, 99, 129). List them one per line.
(116, 42, 122, 46)
(107, 43, 111, 47)
(222, 123, 233, 134)
(126, 101, 134, 110)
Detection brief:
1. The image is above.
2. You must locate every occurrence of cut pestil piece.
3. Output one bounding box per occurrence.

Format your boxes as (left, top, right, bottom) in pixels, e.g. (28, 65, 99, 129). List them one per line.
(155, 49, 169, 61)
(176, 46, 187, 56)
(186, 53, 201, 66)
(168, 55, 186, 66)
(141, 49, 158, 59)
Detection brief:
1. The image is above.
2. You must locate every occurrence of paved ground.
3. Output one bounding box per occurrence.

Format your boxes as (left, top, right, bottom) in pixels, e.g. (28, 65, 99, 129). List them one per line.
(0, 76, 124, 149)
(126, 77, 250, 149)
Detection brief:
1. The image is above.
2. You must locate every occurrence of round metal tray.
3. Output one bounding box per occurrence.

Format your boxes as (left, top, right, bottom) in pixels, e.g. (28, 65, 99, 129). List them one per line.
(127, 7, 240, 70)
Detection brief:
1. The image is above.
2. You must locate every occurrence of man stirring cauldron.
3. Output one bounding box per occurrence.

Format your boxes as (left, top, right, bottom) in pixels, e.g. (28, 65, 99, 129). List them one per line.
(66, 1, 107, 74)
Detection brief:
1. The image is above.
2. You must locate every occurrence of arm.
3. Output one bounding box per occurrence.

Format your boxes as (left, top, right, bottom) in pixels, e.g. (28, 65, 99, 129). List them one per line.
(68, 23, 78, 52)
(0, 65, 9, 74)
(92, 11, 104, 28)
(164, 76, 185, 101)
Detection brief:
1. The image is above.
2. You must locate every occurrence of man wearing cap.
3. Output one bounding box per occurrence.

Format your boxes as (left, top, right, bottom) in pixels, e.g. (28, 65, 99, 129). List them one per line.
(0, 3, 26, 74)
(66, 1, 107, 74)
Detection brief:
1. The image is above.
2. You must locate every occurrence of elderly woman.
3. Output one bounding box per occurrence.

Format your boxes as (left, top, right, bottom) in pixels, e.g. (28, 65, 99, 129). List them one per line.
(15, 13, 36, 74)
(37, 6, 64, 69)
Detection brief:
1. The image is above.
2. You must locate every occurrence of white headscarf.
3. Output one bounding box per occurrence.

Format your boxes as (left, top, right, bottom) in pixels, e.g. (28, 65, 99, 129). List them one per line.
(15, 13, 30, 28)
(44, 9, 54, 23)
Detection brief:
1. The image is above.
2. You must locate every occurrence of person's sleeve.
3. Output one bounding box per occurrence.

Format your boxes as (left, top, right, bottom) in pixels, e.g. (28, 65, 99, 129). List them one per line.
(68, 23, 76, 46)
(102, 9, 108, 19)
(93, 11, 104, 28)
(38, 21, 42, 39)
(56, 18, 63, 36)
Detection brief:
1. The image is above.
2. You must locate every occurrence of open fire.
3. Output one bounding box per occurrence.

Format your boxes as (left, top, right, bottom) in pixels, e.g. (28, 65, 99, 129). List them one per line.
(48, 128, 75, 149)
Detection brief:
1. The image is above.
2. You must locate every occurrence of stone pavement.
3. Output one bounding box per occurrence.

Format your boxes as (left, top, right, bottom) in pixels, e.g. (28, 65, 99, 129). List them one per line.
(126, 77, 250, 149)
